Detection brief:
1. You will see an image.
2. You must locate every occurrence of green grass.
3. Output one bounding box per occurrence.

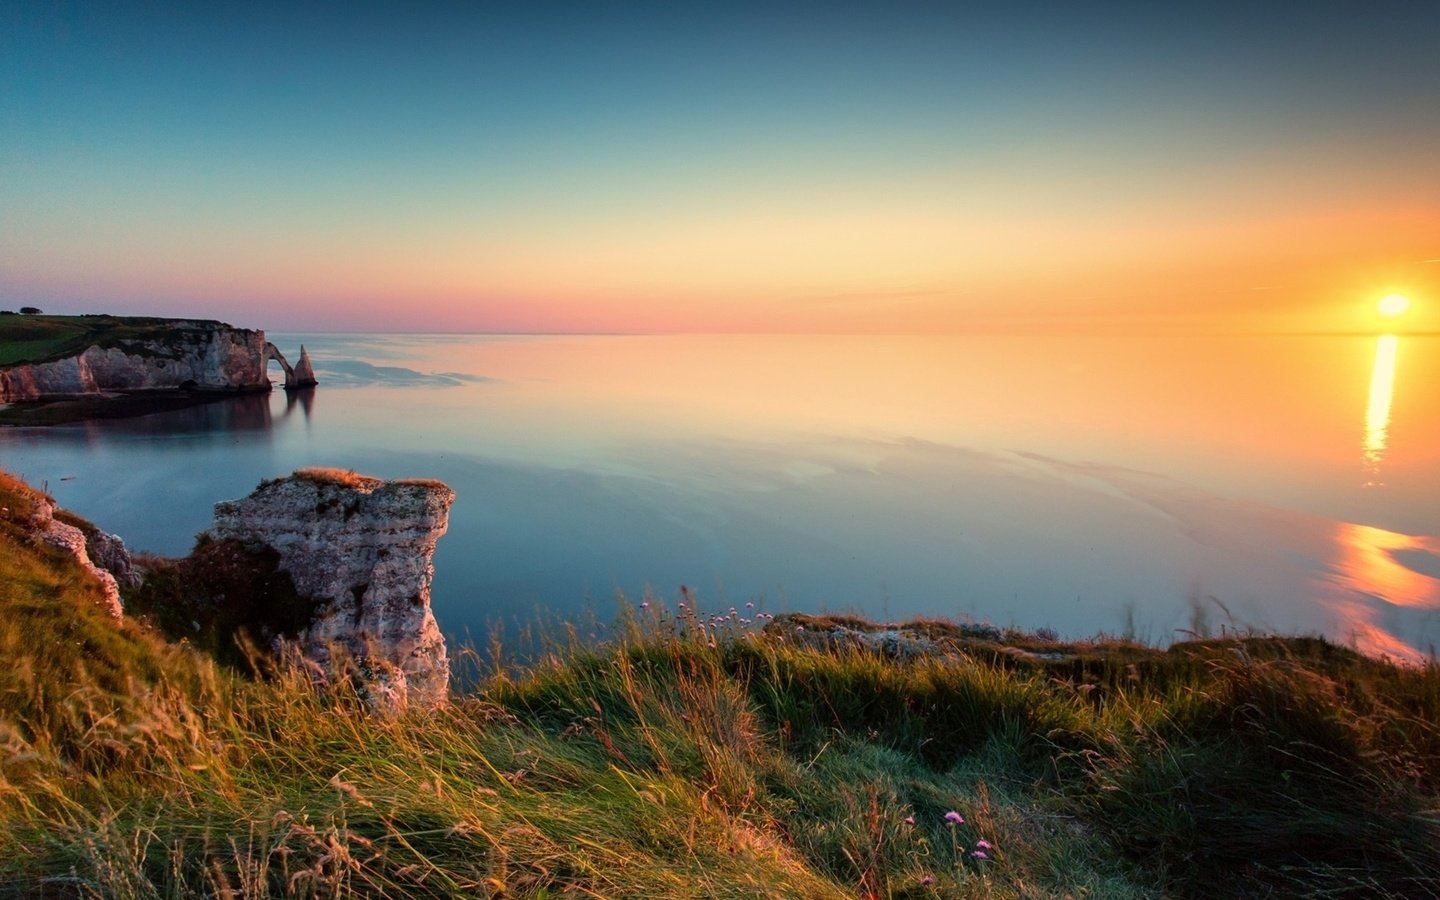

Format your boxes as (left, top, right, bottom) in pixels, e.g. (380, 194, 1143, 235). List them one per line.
(2, 470, 1438, 897)
(0, 314, 234, 366)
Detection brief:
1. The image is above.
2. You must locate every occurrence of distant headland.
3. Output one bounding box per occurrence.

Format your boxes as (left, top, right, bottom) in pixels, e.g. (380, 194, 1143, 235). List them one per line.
(0, 312, 314, 425)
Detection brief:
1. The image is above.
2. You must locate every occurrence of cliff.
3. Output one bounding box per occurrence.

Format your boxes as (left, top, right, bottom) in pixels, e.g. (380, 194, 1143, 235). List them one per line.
(209, 468, 455, 712)
(0, 315, 273, 403)
(1, 472, 136, 619)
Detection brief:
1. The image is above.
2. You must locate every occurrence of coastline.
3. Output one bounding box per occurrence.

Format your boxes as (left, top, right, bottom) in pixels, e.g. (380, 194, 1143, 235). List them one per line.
(0, 314, 314, 425)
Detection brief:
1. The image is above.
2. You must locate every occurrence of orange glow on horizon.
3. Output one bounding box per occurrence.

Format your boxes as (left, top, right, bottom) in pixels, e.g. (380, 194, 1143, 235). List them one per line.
(9, 170, 1439, 333)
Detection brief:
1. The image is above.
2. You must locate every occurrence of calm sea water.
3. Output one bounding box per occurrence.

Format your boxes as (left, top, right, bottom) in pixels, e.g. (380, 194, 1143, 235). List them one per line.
(2, 333, 1437, 659)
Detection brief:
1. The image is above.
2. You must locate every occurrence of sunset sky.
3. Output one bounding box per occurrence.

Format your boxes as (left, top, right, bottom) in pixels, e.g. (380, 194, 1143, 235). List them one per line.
(3, 3, 1438, 334)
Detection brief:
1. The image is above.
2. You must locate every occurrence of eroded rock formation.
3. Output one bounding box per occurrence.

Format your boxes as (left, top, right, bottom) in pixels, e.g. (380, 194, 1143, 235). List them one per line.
(210, 469, 454, 712)
(263, 342, 319, 390)
(291, 346, 318, 388)
(1, 321, 270, 402)
(24, 496, 132, 619)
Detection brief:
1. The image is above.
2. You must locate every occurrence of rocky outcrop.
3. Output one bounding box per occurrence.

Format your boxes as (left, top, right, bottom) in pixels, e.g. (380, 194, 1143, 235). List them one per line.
(87, 529, 143, 592)
(209, 469, 455, 712)
(1, 319, 275, 402)
(767, 613, 1072, 663)
(24, 497, 131, 619)
(263, 342, 318, 390)
(291, 346, 318, 388)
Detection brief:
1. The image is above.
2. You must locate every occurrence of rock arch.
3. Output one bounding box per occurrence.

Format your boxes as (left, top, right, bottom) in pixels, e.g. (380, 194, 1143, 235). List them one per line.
(264, 343, 318, 391)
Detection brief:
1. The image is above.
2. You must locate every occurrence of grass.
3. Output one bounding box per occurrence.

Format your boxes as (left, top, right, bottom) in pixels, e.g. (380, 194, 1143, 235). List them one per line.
(0, 314, 238, 367)
(0, 315, 267, 426)
(280, 468, 450, 492)
(2, 470, 1438, 897)
(290, 468, 387, 491)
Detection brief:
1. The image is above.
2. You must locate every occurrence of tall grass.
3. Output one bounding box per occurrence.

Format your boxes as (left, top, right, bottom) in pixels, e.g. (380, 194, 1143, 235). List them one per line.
(2, 483, 1437, 897)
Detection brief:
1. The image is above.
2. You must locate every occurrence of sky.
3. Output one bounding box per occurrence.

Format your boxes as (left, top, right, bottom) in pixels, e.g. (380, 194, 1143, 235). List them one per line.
(3, 2, 1439, 334)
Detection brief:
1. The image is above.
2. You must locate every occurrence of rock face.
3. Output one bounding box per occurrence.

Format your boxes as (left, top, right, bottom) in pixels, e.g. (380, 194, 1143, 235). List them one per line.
(290, 345, 318, 388)
(87, 529, 143, 593)
(210, 469, 455, 712)
(24, 497, 131, 619)
(263, 342, 319, 390)
(1, 321, 269, 402)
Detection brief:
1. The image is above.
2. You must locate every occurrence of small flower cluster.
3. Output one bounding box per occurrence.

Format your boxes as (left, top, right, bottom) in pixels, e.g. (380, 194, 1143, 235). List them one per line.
(908, 809, 999, 887)
(704, 603, 774, 628)
(640, 596, 773, 628)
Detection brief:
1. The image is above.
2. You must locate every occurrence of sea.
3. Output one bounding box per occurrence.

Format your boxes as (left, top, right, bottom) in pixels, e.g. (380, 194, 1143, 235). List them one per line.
(2, 332, 1437, 660)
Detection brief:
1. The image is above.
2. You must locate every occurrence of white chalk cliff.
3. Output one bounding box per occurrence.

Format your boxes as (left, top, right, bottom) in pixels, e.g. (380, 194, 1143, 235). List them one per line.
(24, 496, 132, 619)
(1, 321, 270, 402)
(210, 469, 455, 712)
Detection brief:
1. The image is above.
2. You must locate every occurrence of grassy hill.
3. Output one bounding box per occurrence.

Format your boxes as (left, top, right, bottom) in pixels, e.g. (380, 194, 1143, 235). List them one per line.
(1, 469, 1437, 898)
(0, 314, 231, 367)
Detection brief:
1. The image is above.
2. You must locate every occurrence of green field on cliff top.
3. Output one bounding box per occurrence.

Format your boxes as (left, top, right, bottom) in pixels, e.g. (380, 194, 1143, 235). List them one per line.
(0, 313, 231, 367)
(2, 467, 1438, 898)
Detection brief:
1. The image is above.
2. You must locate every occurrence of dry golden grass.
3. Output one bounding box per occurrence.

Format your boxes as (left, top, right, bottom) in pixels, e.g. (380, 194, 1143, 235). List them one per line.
(291, 466, 385, 491)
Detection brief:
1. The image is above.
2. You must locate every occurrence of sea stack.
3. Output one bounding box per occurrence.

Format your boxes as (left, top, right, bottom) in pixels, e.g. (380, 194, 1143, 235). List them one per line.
(210, 468, 455, 712)
(289, 345, 318, 389)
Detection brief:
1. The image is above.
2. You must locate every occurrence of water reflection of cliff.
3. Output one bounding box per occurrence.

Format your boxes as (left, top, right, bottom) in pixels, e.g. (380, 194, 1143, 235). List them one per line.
(66, 389, 314, 441)
(284, 385, 315, 421)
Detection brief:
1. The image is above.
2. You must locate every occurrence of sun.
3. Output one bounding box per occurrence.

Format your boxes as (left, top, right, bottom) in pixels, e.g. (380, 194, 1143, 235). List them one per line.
(1377, 294, 1411, 318)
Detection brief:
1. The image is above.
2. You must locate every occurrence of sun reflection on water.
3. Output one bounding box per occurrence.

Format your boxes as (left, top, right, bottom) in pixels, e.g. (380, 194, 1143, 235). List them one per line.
(1362, 335, 1398, 485)
(1329, 521, 1440, 662)
(1334, 522, 1440, 609)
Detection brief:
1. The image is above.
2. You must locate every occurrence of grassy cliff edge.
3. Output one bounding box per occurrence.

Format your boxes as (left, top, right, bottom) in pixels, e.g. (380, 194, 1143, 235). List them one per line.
(0, 314, 237, 368)
(1, 469, 1437, 898)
